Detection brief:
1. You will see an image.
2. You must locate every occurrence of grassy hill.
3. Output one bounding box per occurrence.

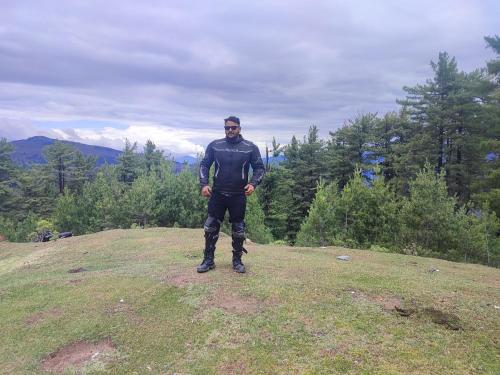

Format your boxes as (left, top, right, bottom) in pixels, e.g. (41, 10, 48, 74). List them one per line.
(0, 228, 499, 374)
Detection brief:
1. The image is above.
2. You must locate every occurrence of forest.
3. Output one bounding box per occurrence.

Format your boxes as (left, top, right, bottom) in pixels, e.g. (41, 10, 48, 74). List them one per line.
(1, 36, 499, 267)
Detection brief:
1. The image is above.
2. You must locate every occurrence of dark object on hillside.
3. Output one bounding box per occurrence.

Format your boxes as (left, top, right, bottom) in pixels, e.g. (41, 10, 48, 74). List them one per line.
(34, 230, 53, 242)
(423, 308, 462, 330)
(59, 232, 73, 239)
(395, 306, 416, 317)
(395, 305, 462, 330)
(68, 267, 87, 273)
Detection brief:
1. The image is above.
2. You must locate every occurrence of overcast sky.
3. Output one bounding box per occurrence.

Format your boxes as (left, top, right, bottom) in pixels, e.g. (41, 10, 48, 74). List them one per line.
(0, 0, 498, 155)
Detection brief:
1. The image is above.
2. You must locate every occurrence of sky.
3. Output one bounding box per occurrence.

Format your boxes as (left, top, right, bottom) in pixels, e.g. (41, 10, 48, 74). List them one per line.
(0, 0, 498, 156)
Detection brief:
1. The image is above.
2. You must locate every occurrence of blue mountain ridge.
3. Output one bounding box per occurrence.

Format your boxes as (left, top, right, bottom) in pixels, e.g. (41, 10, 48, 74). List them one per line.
(9, 136, 123, 167)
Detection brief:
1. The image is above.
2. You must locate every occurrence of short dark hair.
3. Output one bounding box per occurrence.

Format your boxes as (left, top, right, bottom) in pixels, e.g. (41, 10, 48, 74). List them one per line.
(224, 116, 240, 125)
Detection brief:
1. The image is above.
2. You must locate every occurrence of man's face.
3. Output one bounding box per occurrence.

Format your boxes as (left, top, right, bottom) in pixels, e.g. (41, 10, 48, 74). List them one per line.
(224, 121, 241, 138)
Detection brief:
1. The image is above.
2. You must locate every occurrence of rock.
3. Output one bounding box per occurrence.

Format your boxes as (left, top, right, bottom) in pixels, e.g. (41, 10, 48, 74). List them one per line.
(336, 255, 351, 261)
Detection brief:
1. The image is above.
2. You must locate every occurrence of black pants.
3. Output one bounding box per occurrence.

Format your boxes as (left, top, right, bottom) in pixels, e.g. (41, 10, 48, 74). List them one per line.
(207, 191, 247, 224)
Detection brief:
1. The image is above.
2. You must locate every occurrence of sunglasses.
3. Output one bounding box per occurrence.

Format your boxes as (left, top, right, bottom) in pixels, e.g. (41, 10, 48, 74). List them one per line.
(224, 125, 239, 131)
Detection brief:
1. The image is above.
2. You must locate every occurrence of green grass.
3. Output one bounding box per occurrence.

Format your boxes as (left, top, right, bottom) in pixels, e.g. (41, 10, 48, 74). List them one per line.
(0, 228, 499, 374)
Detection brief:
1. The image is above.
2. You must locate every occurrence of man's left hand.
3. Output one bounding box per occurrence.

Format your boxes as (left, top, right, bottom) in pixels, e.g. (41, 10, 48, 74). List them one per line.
(244, 184, 255, 196)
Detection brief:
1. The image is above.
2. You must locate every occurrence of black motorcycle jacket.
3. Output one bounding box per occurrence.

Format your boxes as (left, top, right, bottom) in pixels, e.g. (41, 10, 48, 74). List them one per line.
(199, 135, 265, 194)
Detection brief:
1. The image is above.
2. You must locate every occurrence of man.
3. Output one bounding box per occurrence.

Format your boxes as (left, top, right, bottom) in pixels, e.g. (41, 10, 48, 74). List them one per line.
(198, 116, 265, 273)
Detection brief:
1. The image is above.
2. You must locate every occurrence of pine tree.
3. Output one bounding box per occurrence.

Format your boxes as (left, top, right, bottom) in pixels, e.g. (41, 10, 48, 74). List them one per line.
(281, 126, 326, 241)
(42, 141, 96, 195)
(296, 181, 338, 246)
(117, 139, 141, 184)
(472, 35, 500, 216)
(245, 192, 273, 244)
(326, 114, 377, 189)
(398, 52, 489, 201)
(0, 138, 16, 215)
(43, 141, 75, 194)
(398, 163, 459, 256)
(125, 173, 159, 227)
(143, 140, 164, 174)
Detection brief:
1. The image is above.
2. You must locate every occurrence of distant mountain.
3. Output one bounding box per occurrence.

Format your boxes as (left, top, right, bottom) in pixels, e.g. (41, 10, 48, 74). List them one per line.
(174, 155, 198, 165)
(8, 136, 122, 167)
(8, 136, 284, 172)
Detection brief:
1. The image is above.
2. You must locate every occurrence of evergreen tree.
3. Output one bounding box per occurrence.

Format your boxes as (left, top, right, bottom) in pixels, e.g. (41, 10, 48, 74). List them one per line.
(52, 192, 83, 234)
(125, 173, 159, 227)
(335, 167, 398, 247)
(258, 166, 297, 241)
(0, 138, 16, 214)
(13, 165, 58, 219)
(398, 163, 459, 256)
(398, 52, 489, 201)
(472, 35, 500, 216)
(117, 139, 141, 184)
(43, 141, 75, 194)
(326, 114, 377, 189)
(281, 125, 326, 241)
(143, 140, 164, 174)
(245, 192, 273, 244)
(42, 141, 96, 195)
(296, 181, 338, 247)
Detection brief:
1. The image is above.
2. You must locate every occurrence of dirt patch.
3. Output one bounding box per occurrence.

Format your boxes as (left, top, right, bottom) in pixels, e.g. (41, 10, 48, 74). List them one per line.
(395, 305, 462, 330)
(67, 279, 83, 284)
(25, 308, 63, 326)
(41, 337, 116, 374)
(163, 270, 211, 288)
(68, 267, 87, 273)
(347, 289, 402, 311)
(369, 295, 403, 311)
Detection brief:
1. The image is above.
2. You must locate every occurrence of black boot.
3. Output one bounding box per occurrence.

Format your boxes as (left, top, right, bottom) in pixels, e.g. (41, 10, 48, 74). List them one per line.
(197, 232, 218, 273)
(232, 237, 248, 273)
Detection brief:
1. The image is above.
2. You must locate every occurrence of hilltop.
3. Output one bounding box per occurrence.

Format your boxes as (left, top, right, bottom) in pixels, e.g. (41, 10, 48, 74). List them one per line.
(0, 228, 498, 374)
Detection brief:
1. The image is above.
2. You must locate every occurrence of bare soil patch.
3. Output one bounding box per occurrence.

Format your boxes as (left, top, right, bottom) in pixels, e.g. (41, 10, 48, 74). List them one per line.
(25, 308, 63, 326)
(422, 307, 462, 330)
(203, 290, 274, 314)
(395, 305, 462, 330)
(41, 337, 116, 374)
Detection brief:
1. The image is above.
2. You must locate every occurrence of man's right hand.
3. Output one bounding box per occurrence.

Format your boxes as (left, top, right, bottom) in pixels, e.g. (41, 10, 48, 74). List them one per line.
(201, 185, 212, 198)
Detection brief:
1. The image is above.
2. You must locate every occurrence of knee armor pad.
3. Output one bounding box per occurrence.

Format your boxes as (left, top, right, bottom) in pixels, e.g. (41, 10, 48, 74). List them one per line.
(231, 221, 245, 238)
(204, 216, 221, 233)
